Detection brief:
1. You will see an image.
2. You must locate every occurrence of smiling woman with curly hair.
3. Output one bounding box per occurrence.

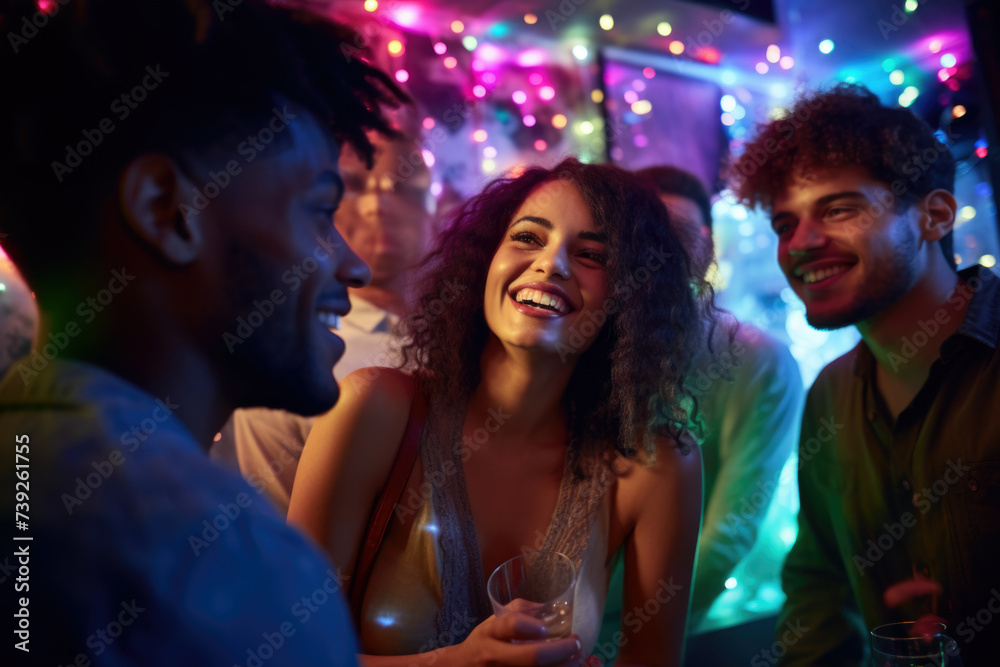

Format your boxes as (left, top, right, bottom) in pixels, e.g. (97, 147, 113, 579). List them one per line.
(289, 157, 714, 667)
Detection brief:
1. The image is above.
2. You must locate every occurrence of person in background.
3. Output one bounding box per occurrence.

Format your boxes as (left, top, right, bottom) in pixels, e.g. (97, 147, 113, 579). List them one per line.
(732, 83, 1000, 666)
(210, 129, 434, 517)
(0, 251, 37, 377)
(595, 166, 804, 665)
(0, 0, 406, 663)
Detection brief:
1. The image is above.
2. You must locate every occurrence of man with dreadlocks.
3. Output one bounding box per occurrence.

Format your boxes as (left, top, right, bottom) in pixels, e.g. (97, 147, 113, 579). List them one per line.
(0, 1, 406, 663)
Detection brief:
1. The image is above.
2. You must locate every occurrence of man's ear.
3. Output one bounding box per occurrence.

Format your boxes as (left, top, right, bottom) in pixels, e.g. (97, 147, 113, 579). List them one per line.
(916, 189, 957, 243)
(119, 154, 203, 264)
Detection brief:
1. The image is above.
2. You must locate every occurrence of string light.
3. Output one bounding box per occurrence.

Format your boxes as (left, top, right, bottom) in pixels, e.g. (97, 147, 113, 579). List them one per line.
(523, 13, 537, 25)
(779, 56, 794, 70)
(756, 62, 769, 74)
(599, 14, 614, 31)
(472, 129, 488, 142)
(472, 85, 486, 98)
(443, 56, 457, 69)
(364, 0, 378, 12)
(929, 39, 942, 53)
(591, 89, 604, 104)
(940, 53, 957, 68)
(387, 40, 404, 56)
(572, 45, 588, 61)
(643, 67, 655, 79)
(394, 69, 409, 83)
(422, 117, 435, 130)
(534, 139, 548, 151)
(890, 70, 905, 85)
(669, 41, 685, 55)
(766, 44, 781, 63)
(898, 86, 919, 107)
(512, 90, 527, 104)
(631, 100, 652, 115)
(539, 86, 556, 101)
(522, 114, 536, 127)
(819, 39, 834, 54)
(433, 42, 447, 55)
(657, 22, 672, 36)
(451, 20, 464, 33)
(552, 114, 568, 129)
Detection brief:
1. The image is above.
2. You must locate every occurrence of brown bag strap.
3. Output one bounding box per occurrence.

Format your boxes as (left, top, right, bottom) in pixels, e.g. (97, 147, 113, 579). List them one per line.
(349, 376, 427, 624)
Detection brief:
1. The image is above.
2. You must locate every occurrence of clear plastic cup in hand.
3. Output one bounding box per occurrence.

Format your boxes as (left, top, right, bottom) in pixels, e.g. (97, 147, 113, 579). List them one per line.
(487, 550, 576, 641)
(870, 621, 962, 666)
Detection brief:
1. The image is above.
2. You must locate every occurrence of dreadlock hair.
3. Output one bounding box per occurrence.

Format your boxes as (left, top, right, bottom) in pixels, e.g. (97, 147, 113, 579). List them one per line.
(0, 0, 407, 304)
(399, 158, 717, 460)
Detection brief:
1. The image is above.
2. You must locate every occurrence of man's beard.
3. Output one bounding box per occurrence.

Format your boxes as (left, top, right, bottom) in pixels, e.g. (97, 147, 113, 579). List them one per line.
(805, 227, 920, 330)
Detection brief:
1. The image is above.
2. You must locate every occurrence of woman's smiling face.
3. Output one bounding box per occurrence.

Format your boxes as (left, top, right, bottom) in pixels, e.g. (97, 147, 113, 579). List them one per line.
(483, 179, 610, 357)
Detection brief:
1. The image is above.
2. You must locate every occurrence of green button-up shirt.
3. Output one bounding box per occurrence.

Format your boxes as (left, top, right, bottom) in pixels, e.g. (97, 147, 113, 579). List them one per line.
(778, 265, 1000, 667)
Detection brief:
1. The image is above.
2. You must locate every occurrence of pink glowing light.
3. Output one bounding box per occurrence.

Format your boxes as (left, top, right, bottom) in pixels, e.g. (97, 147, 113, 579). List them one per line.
(512, 90, 527, 104)
(516, 49, 546, 67)
(534, 139, 548, 151)
(523, 114, 536, 127)
(433, 42, 447, 55)
(477, 43, 505, 63)
(473, 85, 487, 98)
(395, 69, 409, 83)
(539, 86, 555, 101)
(482, 72, 497, 84)
(529, 73, 544, 86)
(390, 5, 419, 28)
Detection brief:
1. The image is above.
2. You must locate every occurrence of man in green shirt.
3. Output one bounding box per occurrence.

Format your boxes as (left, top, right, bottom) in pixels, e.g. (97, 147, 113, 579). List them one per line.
(732, 83, 1000, 666)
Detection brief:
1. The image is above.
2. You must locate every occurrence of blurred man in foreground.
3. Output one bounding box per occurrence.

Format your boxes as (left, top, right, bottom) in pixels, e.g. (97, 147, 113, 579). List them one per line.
(0, 0, 403, 662)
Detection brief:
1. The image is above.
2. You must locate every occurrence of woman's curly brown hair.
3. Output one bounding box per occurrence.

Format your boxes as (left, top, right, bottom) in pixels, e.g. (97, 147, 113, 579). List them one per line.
(399, 158, 717, 459)
(730, 83, 956, 265)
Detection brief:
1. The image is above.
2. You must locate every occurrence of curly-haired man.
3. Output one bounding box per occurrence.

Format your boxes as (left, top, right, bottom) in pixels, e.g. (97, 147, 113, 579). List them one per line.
(733, 83, 1000, 666)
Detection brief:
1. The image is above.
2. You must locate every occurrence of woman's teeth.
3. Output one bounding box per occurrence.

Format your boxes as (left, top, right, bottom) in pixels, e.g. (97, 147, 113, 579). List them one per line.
(515, 288, 569, 314)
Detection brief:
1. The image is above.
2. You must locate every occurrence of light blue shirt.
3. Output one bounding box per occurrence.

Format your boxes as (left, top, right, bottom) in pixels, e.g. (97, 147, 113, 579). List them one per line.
(0, 359, 359, 665)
